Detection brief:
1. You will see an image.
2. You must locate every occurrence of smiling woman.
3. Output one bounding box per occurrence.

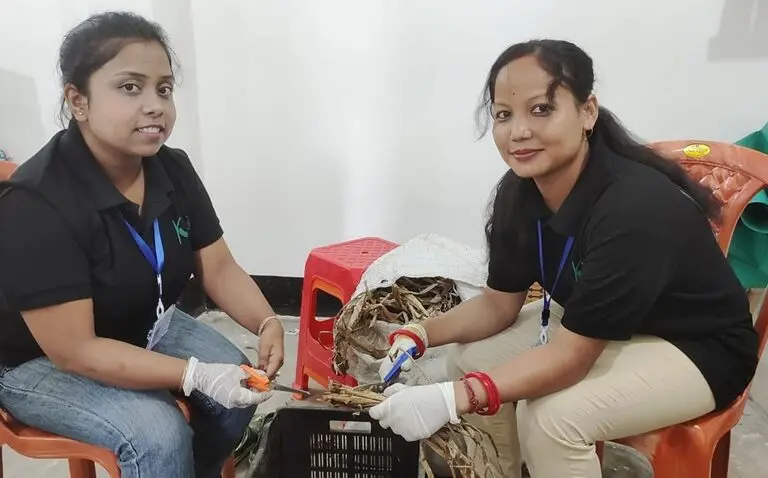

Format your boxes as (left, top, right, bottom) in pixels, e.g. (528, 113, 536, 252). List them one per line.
(0, 11, 284, 478)
(58, 19, 178, 193)
(370, 39, 758, 478)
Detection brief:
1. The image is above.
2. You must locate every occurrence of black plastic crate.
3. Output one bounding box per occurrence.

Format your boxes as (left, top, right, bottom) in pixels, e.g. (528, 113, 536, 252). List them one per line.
(253, 404, 421, 477)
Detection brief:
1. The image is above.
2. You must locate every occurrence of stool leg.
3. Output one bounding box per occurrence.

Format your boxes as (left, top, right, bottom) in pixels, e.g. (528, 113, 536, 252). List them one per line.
(293, 276, 318, 394)
(653, 443, 712, 478)
(68, 459, 97, 478)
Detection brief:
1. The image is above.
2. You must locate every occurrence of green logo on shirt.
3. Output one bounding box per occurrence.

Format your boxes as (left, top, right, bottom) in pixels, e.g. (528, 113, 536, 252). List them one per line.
(572, 261, 582, 281)
(172, 217, 189, 244)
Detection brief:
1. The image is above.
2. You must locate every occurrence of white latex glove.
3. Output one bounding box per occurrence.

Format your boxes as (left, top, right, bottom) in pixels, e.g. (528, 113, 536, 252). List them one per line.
(368, 382, 460, 442)
(181, 357, 273, 409)
(378, 335, 418, 380)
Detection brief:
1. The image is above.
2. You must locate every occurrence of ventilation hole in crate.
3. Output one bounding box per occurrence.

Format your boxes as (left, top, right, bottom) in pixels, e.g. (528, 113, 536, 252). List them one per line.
(309, 432, 395, 477)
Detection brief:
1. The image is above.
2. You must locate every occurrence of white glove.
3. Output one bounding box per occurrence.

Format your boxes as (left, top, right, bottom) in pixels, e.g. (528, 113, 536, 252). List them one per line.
(378, 324, 428, 380)
(181, 357, 273, 409)
(368, 382, 460, 442)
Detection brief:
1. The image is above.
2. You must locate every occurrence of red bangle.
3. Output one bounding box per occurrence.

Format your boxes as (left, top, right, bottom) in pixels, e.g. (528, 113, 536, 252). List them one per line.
(460, 378, 479, 414)
(389, 329, 426, 358)
(464, 372, 501, 416)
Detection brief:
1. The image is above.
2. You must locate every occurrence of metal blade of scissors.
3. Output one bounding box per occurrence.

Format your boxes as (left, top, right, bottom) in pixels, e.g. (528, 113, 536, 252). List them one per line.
(354, 382, 389, 393)
(271, 383, 312, 397)
(240, 365, 316, 397)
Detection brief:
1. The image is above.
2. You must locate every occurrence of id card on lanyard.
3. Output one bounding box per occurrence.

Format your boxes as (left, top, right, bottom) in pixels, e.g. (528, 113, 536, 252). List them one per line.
(535, 220, 574, 346)
(123, 217, 174, 350)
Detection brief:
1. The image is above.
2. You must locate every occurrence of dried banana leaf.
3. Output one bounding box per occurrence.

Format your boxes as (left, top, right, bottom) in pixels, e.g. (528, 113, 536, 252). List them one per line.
(320, 382, 501, 478)
(332, 278, 544, 375)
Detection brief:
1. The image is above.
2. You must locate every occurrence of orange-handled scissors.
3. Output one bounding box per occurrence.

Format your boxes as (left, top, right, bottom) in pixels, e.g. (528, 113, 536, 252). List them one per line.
(240, 365, 311, 397)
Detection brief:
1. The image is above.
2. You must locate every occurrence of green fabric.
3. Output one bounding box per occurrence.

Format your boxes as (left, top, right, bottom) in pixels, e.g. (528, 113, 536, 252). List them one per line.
(727, 121, 768, 288)
(736, 121, 768, 154)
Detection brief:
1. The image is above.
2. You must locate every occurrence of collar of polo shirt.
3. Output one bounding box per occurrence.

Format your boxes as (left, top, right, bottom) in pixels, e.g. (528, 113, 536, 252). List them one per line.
(59, 121, 176, 221)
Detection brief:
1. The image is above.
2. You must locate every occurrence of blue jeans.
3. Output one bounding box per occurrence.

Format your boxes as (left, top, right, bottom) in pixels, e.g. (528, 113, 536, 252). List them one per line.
(0, 308, 256, 478)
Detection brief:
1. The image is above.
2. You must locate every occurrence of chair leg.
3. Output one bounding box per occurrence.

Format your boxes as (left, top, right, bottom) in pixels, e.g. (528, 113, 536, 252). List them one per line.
(652, 439, 713, 478)
(221, 456, 236, 478)
(0, 445, 4, 478)
(711, 431, 731, 478)
(68, 459, 97, 478)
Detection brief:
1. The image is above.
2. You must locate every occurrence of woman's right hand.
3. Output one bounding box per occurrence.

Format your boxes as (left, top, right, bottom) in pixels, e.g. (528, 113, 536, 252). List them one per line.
(181, 357, 273, 409)
(379, 323, 429, 378)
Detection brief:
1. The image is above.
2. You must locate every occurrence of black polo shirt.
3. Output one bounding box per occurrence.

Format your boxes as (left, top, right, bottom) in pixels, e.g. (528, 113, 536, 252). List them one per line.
(0, 122, 223, 366)
(487, 133, 759, 410)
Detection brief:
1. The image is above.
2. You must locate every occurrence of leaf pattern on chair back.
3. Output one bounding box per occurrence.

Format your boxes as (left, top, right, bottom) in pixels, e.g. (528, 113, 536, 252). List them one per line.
(684, 164, 752, 206)
(681, 163, 753, 242)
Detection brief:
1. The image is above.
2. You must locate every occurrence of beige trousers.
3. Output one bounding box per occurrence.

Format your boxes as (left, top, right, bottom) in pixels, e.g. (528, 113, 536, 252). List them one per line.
(448, 299, 716, 478)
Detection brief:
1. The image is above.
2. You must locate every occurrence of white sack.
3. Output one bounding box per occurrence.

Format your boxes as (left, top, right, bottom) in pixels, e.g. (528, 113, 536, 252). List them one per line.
(345, 233, 488, 386)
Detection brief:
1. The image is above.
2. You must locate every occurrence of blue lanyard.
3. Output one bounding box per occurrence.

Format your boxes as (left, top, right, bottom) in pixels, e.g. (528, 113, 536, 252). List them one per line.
(123, 218, 165, 317)
(536, 220, 574, 329)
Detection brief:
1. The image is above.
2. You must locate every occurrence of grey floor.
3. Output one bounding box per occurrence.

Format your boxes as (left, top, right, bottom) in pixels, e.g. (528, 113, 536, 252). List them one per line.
(2, 313, 767, 477)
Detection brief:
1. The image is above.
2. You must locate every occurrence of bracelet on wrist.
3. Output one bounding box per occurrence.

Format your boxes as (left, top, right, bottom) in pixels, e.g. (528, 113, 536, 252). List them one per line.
(460, 377, 480, 414)
(389, 329, 426, 358)
(257, 315, 279, 336)
(405, 323, 429, 348)
(464, 371, 501, 416)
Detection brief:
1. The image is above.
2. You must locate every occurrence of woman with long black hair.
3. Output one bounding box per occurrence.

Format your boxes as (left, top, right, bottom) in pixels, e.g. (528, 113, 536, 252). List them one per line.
(370, 39, 758, 477)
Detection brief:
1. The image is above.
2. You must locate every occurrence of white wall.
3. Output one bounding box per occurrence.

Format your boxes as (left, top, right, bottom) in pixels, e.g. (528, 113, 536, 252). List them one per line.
(2, 0, 768, 277)
(191, 0, 768, 276)
(0, 0, 73, 162)
(0, 0, 202, 169)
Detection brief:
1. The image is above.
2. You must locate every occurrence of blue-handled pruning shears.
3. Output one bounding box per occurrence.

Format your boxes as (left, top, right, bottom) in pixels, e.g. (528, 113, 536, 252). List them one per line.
(381, 345, 419, 384)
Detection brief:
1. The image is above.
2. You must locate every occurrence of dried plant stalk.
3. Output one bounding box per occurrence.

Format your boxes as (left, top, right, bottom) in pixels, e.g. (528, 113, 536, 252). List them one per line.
(321, 384, 382, 409)
(332, 277, 462, 375)
(332, 278, 544, 375)
(320, 382, 502, 478)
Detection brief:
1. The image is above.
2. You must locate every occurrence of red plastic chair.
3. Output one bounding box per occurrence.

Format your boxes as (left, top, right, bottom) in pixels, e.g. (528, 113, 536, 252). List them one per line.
(1, 401, 235, 478)
(599, 140, 768, 478)
(0, 161, 235, 477)
(292, 237, 398, 396)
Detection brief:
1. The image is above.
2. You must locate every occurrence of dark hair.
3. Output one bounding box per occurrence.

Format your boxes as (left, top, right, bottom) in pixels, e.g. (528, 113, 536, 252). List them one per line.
(57, 11, 178, 125)
(479, 39, 722, 251)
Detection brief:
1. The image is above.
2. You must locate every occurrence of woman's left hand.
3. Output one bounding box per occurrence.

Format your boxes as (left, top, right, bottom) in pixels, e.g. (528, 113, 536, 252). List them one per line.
(257, 318, 284, 378)
(369, 382, 461, 442)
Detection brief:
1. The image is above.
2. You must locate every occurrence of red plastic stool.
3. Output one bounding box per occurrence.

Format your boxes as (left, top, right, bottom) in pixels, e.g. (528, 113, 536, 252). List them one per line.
(292, 237, 398, 397)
